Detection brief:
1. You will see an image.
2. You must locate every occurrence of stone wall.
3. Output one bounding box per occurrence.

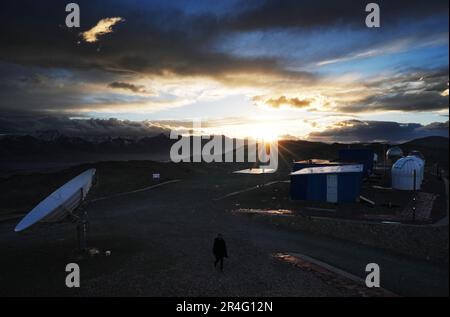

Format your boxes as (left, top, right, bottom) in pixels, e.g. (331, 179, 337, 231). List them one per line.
(255, 215, 449, 265)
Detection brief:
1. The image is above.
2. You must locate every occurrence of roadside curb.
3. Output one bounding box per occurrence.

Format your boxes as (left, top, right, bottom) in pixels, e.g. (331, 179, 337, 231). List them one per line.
(274, 252, 398, 297)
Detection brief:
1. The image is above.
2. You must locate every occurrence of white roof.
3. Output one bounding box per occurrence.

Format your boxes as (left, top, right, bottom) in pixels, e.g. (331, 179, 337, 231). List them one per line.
(234, 168, 276, 174)
(290, 164, 363, 175)
(294, 159, 333, 164)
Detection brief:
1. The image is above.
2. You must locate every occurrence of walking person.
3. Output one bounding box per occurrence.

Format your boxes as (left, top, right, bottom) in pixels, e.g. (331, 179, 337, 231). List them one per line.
(213, 234, 228, 272)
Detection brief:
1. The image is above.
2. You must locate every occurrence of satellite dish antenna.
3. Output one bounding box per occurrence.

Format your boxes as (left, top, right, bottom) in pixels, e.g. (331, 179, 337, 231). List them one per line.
(15, 168, 97, 252)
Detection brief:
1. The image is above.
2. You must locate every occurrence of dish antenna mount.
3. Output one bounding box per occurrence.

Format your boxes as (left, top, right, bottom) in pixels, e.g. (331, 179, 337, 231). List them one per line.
(14, 169, 97, 253)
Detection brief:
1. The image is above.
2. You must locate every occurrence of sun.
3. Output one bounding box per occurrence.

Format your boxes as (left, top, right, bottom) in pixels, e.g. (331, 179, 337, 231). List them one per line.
(248, 124, 279, 142)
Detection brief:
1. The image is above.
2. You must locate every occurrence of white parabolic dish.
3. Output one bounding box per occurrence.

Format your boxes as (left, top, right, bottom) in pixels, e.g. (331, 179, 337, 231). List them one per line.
(14, 169, 96, 232)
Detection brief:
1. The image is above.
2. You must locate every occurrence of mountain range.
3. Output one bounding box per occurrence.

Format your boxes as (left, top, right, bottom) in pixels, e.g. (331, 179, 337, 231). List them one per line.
(0, 132, 448, 176)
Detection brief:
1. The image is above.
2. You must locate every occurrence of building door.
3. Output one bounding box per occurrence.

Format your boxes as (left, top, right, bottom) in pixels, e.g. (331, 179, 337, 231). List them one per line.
(326, 174, 338, 203)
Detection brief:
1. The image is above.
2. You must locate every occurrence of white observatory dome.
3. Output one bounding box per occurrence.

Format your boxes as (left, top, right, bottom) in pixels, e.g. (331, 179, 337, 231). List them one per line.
(391, 157, 422, 190)
(406, 155, 425, 181)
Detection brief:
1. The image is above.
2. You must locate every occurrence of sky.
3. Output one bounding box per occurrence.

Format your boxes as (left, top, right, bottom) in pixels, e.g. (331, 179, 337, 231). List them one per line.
(0, 0, 448, 143)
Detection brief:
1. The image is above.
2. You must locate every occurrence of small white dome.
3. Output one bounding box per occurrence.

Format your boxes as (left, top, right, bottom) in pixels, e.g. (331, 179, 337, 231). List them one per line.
(387, 146, 404, 160)
(392, 157, 422, 190)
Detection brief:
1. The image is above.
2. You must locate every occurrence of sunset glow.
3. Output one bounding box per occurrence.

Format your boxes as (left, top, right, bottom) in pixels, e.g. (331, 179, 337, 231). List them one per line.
(0, 1, 448, 143)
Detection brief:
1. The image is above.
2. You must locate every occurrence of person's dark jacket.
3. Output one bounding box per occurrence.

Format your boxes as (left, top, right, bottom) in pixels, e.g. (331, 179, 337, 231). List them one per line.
(213, 237, 228, 258)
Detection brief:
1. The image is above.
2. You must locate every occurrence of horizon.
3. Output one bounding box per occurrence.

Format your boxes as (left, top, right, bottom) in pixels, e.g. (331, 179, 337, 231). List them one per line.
(1, 126, 448, 145)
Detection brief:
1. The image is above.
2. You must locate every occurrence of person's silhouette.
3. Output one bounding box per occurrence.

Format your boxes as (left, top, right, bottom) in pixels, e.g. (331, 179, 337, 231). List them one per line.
(213, 234, 228, 272)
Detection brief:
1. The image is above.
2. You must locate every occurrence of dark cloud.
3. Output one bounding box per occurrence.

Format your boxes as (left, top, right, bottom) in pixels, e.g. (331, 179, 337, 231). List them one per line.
(343, 68, 449, 112)
(309, 120, 449, 143)
(227, 0, 448, 31)
(0, 1, 288, 79)
(108, 82, 152, 94)
(356, 92, 448, 112)
(1, 1, 447, 78)
(18, 73, 49, 86)
(0, 62, 161, 112)
(0, 114, 170, 138)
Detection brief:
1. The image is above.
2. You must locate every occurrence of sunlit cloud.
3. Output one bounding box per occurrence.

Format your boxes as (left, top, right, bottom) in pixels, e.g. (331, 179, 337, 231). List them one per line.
(81, 17, 124, 43)
(253, 95, 312, 109)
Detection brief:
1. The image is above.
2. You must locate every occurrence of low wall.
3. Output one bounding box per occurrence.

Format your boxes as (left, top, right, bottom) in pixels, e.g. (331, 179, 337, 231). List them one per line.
(254, 215, 449, 265)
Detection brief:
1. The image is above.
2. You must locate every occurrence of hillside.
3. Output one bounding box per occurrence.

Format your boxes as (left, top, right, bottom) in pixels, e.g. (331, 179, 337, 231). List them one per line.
(1, 134, 448, 176)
